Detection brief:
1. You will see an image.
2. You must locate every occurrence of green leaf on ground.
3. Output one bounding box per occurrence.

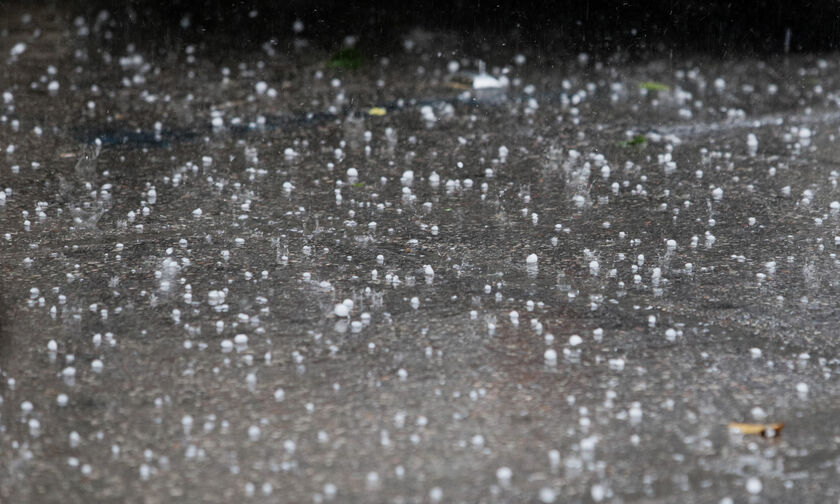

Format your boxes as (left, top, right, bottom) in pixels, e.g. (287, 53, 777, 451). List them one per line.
(639, 81, 670, 92)
(618, 134, 647, 148)
(327, 48, 364, 69)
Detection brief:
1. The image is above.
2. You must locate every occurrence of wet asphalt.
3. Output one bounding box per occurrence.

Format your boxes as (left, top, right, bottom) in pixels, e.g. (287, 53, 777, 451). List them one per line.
(3, 6, 840, 504)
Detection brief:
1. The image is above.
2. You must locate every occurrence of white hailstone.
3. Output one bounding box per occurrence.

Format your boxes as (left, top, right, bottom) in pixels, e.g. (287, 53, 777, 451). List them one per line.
(47, 340, 58, 352)
(666, 239, 677, 251)
(62, 366, 76, 377)
(651, 268, 662, 285)
(255, 81, 268, 94)
(798, 127, 812, 139)
(589, 260, 599, 276)
(526, 253, 538, 265)
(366, 472, 380, 490)
(262, 482, 274, 496)
(496, 467, 512, 486)
(346, 167, 358, 178)
(629, 403, 643, 421)
(509, 311, 519, 324)
(609, 358, 625, 371)
(324, 483, 338, 500)
(91, 359, 104, 372)
(429, 172, 440, 187)
(57, 393, 69, 406)
(248, 425, 261, 441)
(342, 299, 354, 310)
(544, 349, 557, 364)
(334, 304, 350, 317)
(569, 335, 583, 346)
(400, 170, 414, 186)
(665, 328, 677, 341)
(211, 116, 224, 128)
(746, 477, 762, 494)
(274, 388, 285, 402)
(181, 415, 193, 436)
(47, 80, 60, 93)
(410, 297, 420, 309)
(712, 187, 724, 201)
(220, 340, 233, 351)
(796, 382, 809, 396)
(750, 348, 762, 359)
(747, 133, 758, 149)
(548, 449, 561, 470)
(591, 484, 606, 502)
(539, 487, 557, 503)
(234, 334, 248, 345)
(192, 208, 202, 218)
(10, 42, 26, 57)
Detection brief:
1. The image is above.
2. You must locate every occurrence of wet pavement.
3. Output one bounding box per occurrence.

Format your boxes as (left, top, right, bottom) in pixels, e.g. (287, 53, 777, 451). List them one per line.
(4, 6, 840, 504)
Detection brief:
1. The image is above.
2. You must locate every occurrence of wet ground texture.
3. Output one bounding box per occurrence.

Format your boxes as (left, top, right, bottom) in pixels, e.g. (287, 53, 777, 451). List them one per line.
(4, 6, 840, 504)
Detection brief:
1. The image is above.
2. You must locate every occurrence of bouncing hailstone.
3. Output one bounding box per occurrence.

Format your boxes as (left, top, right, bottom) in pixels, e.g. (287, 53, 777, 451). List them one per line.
(496, 467, 513, 486)
(746, 477, 762, 495)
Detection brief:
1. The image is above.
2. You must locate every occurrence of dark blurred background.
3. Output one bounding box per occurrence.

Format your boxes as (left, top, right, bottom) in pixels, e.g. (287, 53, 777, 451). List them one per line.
(6, 0, 840, 57)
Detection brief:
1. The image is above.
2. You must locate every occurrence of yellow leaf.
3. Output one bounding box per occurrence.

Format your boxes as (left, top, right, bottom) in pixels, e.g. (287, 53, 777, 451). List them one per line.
(368, 107, 387, 116)
(728, 422, 784, 436)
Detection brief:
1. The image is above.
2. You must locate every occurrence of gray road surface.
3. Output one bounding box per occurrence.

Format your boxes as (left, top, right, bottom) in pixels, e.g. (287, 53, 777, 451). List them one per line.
(3, 7, 840, 503)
